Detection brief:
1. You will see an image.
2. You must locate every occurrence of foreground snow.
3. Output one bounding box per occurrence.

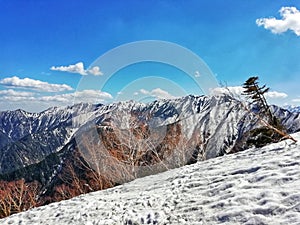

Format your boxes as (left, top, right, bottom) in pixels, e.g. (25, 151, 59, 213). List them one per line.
(1, 133, 300, 225)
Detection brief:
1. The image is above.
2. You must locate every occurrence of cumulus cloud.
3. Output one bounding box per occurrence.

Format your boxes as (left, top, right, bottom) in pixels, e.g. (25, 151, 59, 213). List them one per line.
(1, 89, 112, 104)
(265, 91, 288, 99)
(211, 86, 288, 99)
(292, 98, 300, 103)
(39, 90, 113, 103)
(0, 76, 73, 92)
(0, 89, 34, 97)
(140, 89, 149, 95)
(1, 96, 36, 102)
(151, 88, 175, 99)
(87, 66, 103, 76)
(50, 62, 103, 76)
(0, 89, 113, 112)
(256, 6, 300, 36)
(139, 88, 175, 99)
(0, 89, 35, 102)
(210, 86, 244, 97)
(51, 62, 87, 75)
(0, 80, 111, 103)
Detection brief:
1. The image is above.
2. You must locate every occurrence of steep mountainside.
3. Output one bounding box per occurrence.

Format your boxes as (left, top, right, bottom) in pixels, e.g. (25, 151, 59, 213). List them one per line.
(283, 105, 300, 113)
(1, 132, 299, 225)
(271, 105, 300, 133)
(0, 95, 299, 196)
(0, 103, 100, 174)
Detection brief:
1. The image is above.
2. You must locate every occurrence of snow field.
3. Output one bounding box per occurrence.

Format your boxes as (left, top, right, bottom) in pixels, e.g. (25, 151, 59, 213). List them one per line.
(1, 133, 300, 225)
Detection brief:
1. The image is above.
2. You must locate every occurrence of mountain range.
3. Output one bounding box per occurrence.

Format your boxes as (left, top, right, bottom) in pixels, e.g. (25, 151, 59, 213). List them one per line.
(0, 95, 299, 200)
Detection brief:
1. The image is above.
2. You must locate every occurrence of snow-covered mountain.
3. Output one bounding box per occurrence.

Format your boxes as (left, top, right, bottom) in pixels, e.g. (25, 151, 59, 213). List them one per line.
(1, 132, 299, 225)
(74, 95, 300, 160)
(0, 103, 100, 175)
(0, 95, 299, 192)
(283, 105, 300, 113)
(271, 105, 300, 133)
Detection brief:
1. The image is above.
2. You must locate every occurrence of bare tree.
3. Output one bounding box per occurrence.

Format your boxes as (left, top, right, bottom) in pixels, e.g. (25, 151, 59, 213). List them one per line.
(0, 179, 40, 218)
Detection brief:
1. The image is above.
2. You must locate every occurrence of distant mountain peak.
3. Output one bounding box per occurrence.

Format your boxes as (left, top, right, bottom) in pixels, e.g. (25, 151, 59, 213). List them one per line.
(283, 105, 300, 113)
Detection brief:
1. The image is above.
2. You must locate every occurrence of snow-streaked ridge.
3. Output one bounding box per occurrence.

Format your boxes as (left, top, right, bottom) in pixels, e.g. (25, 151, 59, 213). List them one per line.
(2, 132, 300, 225)
(1, 95, 299, 175)
(283, 105, 300, 113)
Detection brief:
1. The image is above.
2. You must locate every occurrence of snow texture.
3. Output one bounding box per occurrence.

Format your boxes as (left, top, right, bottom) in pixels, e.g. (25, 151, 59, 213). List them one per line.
(1, 133, 300, 225)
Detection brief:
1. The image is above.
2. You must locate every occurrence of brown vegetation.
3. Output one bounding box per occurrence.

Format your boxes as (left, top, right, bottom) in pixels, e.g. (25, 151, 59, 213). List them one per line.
(0, 112, 206, 219)
(0, 179, 41, 218)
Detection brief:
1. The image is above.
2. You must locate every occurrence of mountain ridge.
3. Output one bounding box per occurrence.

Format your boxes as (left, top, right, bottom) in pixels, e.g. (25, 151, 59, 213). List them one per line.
(1, 95, 300, 175)
(0, 94, 299, 202)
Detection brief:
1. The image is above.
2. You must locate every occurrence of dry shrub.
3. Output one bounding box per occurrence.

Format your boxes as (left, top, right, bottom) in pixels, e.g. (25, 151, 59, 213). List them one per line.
(0, 179, 41, 218)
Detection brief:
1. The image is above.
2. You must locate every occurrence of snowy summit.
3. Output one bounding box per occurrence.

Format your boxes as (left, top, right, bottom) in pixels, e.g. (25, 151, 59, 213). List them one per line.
(1, 132, 300, 225)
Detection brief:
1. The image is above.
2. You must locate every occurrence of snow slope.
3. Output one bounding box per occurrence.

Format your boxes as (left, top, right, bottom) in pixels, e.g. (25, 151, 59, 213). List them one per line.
(1, 133, 300, 225)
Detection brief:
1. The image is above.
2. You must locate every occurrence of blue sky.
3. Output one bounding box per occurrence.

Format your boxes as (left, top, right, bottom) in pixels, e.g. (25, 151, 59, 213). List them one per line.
(0, 0, 300, 112)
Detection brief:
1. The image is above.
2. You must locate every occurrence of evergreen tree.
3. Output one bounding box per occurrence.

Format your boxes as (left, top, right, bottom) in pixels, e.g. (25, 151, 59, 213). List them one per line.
(242, 77, 274, 125)
(242, 76, 296, 147)
(242, 76, 285, 129)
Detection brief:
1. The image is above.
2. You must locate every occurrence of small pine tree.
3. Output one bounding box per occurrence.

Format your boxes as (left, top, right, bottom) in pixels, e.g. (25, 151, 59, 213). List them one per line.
(242, 77, 273, 124)
(242, 76, 296, 147)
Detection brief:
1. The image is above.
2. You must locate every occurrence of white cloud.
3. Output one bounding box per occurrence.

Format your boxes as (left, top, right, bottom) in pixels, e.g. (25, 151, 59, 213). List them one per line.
(0, 89, 34, 97)
(50, 62, 103, 76)
(0, 89, 35, 102)
(195, 71, 201, 78)
(0, 89, 113, 112)
(87, 66, 103, 76)
(151, 88, 175, 99)
(139, 88, 175, 99)
(210, 86, 244, 97)
(256, 6, 300, 36)
(210, 86, 288, 100)
(265, 91, 288, 99)
(292, 98, 300, 103)
(1, 96, 36, 102)
(0, 76, 73, 92)
(39, 90, 113, 103)
(50, 62, 87, 75)
(0, 78, 111, 104)
(140, 89, 149, 95)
